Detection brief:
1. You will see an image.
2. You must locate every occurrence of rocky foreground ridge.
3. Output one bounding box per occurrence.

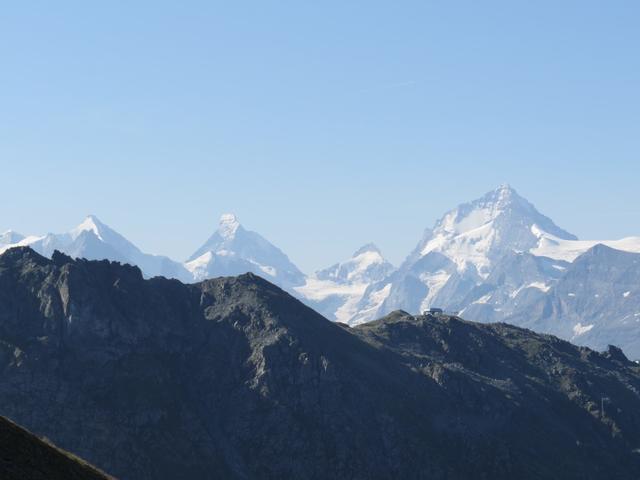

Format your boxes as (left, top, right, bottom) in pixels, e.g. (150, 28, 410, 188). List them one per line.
(0, 247, 639, 479)
(0, 414, 112, 480)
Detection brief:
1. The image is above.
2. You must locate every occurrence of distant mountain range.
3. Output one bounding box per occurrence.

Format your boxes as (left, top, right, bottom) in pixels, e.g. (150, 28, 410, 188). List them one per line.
(2, 184, 640, 357)
(0, 215, 190, 282)
(1, 247, 640, 479)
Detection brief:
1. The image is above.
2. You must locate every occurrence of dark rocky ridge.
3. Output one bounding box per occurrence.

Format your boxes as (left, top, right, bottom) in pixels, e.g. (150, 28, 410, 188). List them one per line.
(0, 415, 112, 479)
(0, 247, 639, 479)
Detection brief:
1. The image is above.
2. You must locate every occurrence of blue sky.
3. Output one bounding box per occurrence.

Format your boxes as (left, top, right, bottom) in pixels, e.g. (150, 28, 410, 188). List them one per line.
(1, 1, 639, 272)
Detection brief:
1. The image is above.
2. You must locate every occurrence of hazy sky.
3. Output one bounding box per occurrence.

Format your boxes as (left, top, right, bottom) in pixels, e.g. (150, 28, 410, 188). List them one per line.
(1, 1, 639, 272)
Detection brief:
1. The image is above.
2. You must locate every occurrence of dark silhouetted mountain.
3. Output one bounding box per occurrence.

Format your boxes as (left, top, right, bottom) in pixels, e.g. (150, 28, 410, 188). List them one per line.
(4, 187, 640, 359)
(0, 415, 112, 480)
(0, 247, 640, 479)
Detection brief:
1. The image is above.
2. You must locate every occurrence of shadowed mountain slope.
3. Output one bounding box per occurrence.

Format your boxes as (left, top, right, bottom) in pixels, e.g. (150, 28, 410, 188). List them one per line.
(0, 247, 639, 479)
(0, 415, 112, 480)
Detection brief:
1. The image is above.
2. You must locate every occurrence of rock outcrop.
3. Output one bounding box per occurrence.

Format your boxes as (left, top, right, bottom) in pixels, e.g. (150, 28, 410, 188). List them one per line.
(0, 247, 639, 479)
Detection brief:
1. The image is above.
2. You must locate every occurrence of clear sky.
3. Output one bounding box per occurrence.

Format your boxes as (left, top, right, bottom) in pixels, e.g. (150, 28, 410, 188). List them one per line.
(1, 1, 639, 272)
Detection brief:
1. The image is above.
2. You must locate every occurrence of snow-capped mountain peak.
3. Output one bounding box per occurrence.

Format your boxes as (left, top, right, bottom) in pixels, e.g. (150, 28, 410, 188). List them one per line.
(0, 216, 191, 281)
(218, 213, 241, 240)
(70, 215, 106, 241)
(293, 243, 396, 323)
(188, 213, 245, 260)
(0, 230, 26, 247)
(315, 243, 394, 285)
(186, 214, 305, 288)
(415, 184, 576, 277)
(349, 185, 582, 326)
(431, 184, 566, 238)
(484, 182, 518, 207)
(353, 242, 383, 257)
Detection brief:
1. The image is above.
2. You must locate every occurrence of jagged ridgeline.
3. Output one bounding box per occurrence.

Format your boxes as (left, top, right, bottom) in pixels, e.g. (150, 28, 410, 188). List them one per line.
(4, 185, 640, 358)
(1, 247, 640, 479)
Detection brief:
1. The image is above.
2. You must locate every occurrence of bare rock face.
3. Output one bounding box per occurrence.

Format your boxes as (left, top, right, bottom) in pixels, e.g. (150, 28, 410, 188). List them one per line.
(1, 247, 640, 479)
(506, 244, 640, 358)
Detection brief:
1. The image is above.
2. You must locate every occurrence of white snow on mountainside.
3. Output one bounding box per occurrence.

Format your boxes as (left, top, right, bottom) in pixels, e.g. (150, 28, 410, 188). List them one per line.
(529, 224, 640, 262)
(3, 184, 640, 357)
(0, 231, 26, 247)
(0, 231, 41, 251)
(350, 184, 576, 324)
(345, 184, 640, 358)
(416, 184, 577, 277)
(294, 244, 394, 322)
(185, 213, 305, 288)
(0, 216, 190, 281)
